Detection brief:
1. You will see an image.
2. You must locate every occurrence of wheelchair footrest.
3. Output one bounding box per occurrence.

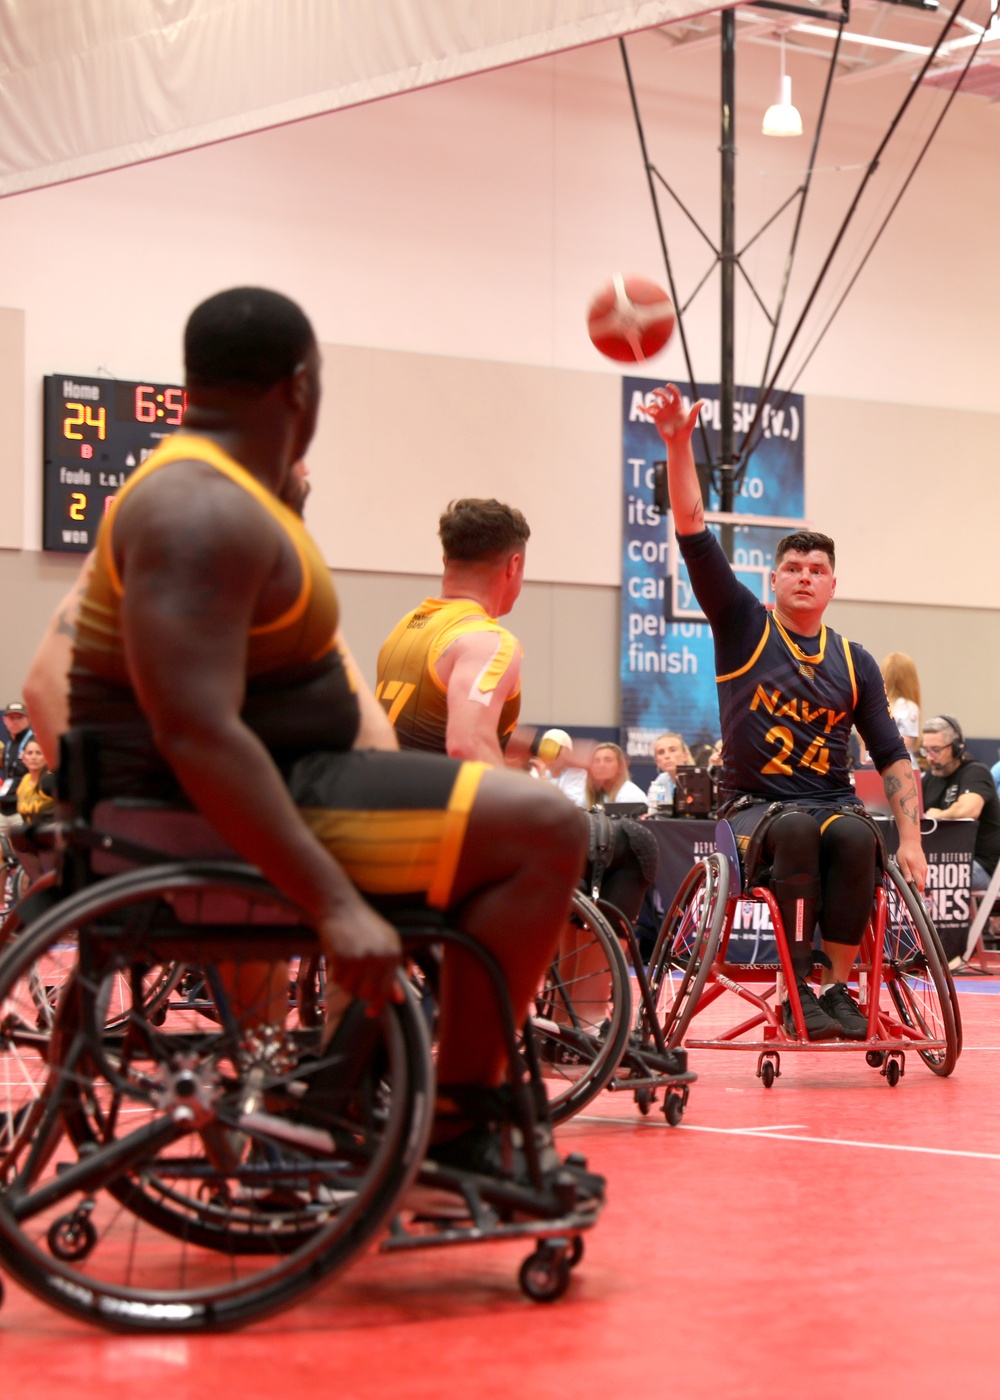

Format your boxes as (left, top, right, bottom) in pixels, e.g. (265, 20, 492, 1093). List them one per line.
(685, 1036, 945, 1052)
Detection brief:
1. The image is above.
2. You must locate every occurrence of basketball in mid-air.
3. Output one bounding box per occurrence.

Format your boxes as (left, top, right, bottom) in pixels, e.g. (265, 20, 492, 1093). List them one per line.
(587, 274, 676, 363)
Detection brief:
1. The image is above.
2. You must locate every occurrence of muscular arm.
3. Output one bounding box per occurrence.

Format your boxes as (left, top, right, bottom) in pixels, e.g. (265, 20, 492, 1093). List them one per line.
(24, 551, 95, 767)
(645, 384, 707, 535)
(437, 630, 521, 765)
(117, 464, 400, 1005)
(882, 757, 926, 892)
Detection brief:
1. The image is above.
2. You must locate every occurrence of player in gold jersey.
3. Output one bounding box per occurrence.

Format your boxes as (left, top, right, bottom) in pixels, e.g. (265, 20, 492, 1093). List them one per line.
(377, 499, 527, 764)
(26, 289, 598, 1194)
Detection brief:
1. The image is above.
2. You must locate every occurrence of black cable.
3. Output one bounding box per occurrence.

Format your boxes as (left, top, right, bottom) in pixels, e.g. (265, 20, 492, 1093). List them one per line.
(775, 21, 991, 403)
(736, 20, 845, 483)
(738, 0, 969, 467)
(620, 37, 713, 472)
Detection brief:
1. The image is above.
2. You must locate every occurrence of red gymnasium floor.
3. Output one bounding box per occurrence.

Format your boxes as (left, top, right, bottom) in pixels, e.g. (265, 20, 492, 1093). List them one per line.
(3, 980, 999, 1400)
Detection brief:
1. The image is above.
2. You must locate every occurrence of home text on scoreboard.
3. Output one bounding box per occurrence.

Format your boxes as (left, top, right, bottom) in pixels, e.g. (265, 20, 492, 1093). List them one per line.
(42, 375, 187, 553)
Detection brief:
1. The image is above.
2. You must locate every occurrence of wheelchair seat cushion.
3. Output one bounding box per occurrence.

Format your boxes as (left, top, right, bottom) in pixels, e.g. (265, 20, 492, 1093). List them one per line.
(90, 799, 239, 875)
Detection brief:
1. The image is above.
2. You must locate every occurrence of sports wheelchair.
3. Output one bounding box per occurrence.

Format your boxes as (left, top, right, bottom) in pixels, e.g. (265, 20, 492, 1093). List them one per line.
(529, 811, 697, 1127)
(0, 743, 604, 1331)
(639, 809, 961, 1088)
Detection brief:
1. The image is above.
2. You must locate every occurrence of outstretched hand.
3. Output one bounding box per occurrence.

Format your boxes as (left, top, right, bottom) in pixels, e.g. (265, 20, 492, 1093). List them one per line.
(644, 385, 705, 446)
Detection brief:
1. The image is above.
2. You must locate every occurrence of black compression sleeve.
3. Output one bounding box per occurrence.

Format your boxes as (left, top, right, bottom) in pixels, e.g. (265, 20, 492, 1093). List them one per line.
(676, 529, 765, 676)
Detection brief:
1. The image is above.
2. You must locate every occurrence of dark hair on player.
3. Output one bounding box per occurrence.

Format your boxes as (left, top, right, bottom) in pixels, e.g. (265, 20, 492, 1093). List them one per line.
(439, 499, 530, 563)
(775, 530, 836, 571)
(184, 287, 316, 393)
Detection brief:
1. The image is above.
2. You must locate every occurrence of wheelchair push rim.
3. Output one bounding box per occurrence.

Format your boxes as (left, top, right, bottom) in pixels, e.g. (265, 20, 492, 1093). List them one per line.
(0, 863, 435, 1332)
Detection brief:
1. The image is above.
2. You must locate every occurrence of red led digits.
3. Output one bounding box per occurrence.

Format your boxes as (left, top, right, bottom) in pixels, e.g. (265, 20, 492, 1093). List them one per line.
(135, 385, 157, 422)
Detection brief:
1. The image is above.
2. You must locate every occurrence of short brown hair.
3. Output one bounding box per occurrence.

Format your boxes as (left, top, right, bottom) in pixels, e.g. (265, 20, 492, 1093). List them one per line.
(775, 530, 836, 571)
(439, 499, 530, 563)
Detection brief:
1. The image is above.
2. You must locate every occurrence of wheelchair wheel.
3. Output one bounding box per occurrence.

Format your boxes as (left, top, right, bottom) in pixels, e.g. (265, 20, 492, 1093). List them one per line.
(642, 854, 730, 1049)
(880, 861, 960, 1077)
(0, 862, 434, 1332)
(528, 891, 631, 1124)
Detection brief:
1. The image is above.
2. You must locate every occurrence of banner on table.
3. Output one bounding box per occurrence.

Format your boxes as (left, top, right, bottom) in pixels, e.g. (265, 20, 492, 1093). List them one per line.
(620, 377, 805, 760)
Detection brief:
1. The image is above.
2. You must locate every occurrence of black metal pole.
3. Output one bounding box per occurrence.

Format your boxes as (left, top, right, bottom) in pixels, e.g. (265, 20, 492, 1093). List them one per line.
(719, 7, 737, 547)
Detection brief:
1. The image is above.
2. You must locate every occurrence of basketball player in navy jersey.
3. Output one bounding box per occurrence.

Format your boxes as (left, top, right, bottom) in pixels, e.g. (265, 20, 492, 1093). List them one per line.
(647, 384, 925, 1041)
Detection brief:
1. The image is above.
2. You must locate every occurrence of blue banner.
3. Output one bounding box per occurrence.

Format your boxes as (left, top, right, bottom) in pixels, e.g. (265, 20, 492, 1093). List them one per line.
(620, 376, 805, 760)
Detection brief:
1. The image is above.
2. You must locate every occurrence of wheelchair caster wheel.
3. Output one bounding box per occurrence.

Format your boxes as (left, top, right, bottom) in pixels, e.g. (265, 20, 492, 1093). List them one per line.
(756, 1052, 780, 1088)
(883, 1055, 904, 1087)
(663, 1090, 686, 1126)
(635, 1087, 653, 1116)
(568, 1235, 585, 1268)
(519, 1246, 572, 1303)
(866, 1050, 885, 1068)
(47, 1210, 97, 1262)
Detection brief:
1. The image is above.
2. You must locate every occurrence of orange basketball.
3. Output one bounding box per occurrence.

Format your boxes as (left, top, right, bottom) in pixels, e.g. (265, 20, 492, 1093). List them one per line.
(587, 274, 676, 363)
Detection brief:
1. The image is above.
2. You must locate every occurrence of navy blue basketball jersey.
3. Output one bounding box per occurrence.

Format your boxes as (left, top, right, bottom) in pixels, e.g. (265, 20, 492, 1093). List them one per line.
(718, 613, 858, 803)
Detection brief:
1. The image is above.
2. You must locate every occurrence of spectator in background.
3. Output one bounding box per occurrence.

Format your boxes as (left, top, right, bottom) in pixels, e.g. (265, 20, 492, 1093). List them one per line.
(882, 652, 921, 765)
(6, 737, 56, 893)
(646, 731, 694, 809)
(922, 715, 1000, 893)
(0, 702, 35, 839)
(584, 743, 646, 809)
(15, 740, 56, 824)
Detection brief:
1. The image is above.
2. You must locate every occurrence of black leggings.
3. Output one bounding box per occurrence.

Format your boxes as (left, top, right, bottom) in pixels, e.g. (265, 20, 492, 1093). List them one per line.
(753, 808, 877, 977)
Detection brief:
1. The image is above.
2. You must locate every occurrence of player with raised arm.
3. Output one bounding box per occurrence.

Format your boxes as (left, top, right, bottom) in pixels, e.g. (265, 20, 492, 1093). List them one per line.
(647, 384, 925, 1041)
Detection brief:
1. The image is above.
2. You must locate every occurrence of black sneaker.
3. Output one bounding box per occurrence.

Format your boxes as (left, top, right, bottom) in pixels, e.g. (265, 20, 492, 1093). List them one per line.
(413, 1122, 605, 1220)
(818, 982, 868, 1040)
(782, 979, 842, 1041)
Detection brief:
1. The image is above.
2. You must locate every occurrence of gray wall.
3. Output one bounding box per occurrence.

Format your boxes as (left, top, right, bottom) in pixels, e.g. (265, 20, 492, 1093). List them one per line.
(6, 546, 996, 746)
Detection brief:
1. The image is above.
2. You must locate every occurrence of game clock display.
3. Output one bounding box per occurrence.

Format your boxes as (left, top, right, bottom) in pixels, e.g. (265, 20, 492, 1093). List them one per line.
(42, 374, 187, 552)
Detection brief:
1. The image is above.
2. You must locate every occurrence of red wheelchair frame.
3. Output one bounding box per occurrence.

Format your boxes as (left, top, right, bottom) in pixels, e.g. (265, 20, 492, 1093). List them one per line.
(643, 819, 961, 1088)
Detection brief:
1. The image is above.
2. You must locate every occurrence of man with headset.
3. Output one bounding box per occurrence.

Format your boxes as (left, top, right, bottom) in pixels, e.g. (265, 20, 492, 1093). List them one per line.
(922, 715, 1000, 893)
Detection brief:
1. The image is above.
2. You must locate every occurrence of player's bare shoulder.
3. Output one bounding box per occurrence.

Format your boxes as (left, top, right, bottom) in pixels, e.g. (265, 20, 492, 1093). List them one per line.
(113, 456, 288, 609)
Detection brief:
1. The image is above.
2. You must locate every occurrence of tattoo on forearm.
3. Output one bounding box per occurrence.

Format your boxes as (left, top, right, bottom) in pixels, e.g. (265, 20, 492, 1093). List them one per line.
(54, 606, 77, 641)
(885, 768, 919, 828)
(692, 500, 704, 527)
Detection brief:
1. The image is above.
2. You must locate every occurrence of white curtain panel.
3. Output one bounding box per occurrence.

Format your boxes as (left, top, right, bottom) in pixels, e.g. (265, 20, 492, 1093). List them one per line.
(0, 0, 734, 195)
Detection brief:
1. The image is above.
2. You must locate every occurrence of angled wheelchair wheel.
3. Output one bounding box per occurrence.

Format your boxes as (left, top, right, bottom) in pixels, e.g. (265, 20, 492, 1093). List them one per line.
(642, 854, 730, 1050)
(528, 892, 631, 1124)
(879, 861, 960, 1077)
(0, 862, 434, 1332)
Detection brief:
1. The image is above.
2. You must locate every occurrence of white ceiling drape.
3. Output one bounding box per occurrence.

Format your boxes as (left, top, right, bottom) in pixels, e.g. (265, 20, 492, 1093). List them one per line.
(0, 0, 734, 197)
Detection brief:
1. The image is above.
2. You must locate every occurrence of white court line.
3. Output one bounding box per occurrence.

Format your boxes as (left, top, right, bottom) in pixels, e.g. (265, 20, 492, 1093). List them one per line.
(577, 1115, 1000, 1162)
(721, 1123, 805, 1134)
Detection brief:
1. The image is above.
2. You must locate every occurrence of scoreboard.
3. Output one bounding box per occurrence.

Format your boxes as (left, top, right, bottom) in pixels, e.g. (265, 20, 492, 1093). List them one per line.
(42, 374, 187, 553)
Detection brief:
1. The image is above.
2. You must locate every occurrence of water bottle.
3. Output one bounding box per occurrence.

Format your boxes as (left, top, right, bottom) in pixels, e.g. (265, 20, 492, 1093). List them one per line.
(647, 771, 674, 816)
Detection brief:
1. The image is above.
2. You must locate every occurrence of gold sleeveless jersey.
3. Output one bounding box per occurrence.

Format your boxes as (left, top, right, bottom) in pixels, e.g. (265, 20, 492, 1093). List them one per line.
(375, 597, 521, 753)
(73, 434, 339, 686)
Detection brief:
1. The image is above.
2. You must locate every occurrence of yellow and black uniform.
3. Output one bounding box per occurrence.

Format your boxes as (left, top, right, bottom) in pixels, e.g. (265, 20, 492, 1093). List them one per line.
(16, 769, 56, 822)
(376, 598, 521, 753)
(68, 435, 485, 908)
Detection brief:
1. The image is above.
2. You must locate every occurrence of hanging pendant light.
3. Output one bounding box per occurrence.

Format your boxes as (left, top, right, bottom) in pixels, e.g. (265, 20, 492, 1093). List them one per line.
(763, 35, 803, 137)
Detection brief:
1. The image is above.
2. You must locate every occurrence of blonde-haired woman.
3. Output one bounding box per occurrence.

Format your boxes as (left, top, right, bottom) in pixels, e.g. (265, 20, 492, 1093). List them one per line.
(881, 652, 921, 764)
(584, 743, 646, 809)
